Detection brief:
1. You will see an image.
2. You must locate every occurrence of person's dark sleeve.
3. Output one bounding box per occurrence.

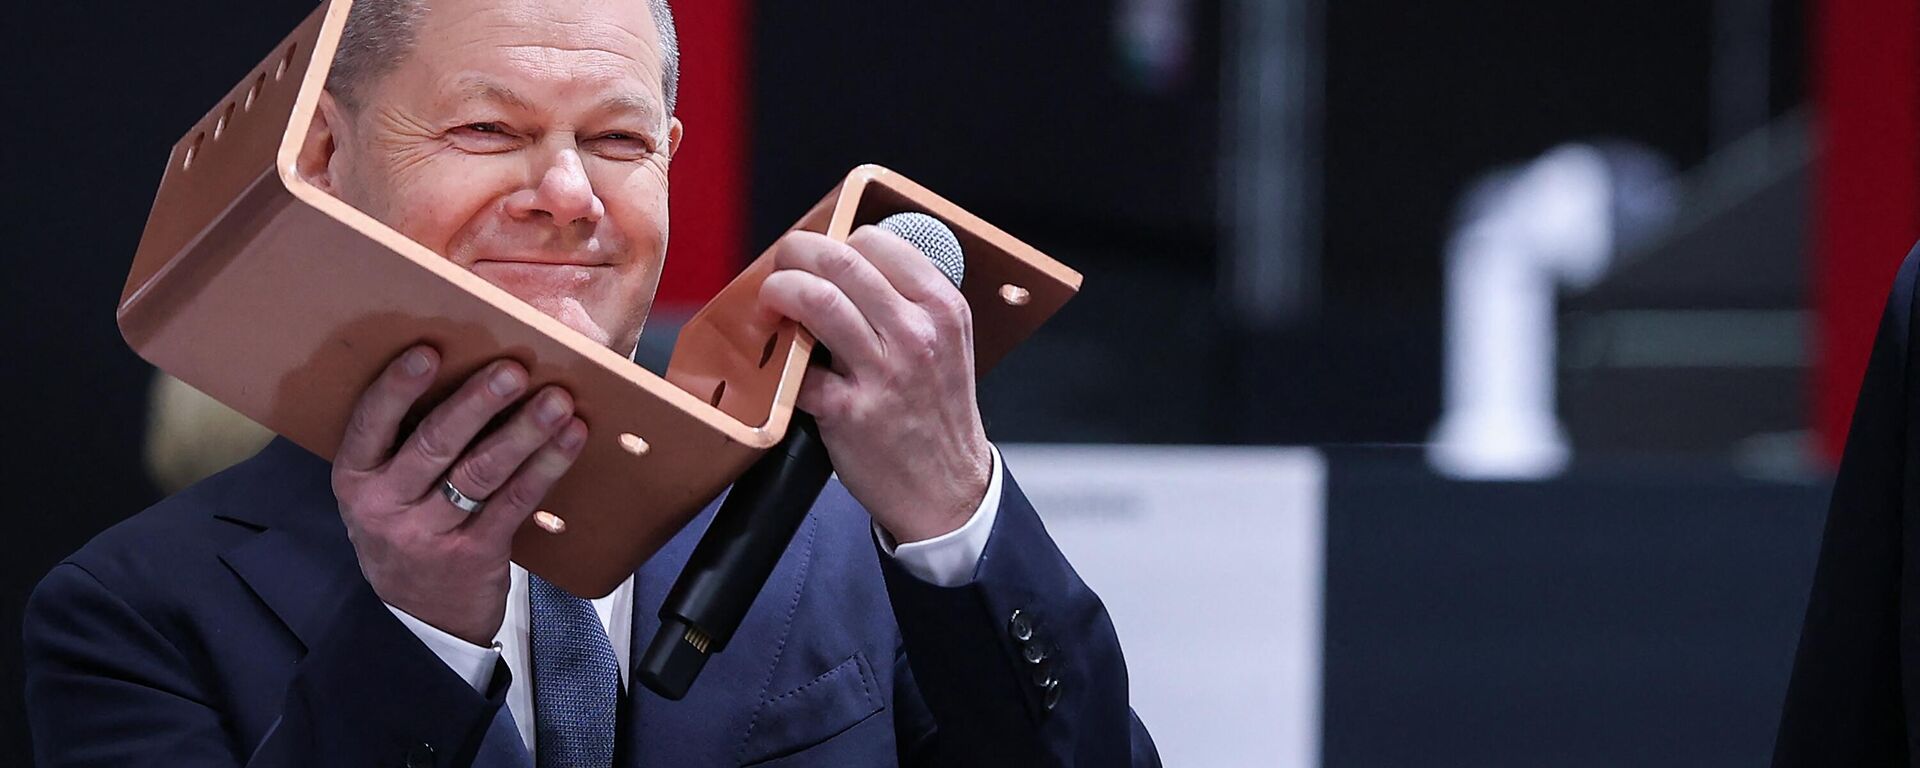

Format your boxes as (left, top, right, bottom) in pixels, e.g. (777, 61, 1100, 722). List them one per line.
(1772, 245, 1920, 765)
(881, 467, 1161, 767)
(24, 562, 509, 767)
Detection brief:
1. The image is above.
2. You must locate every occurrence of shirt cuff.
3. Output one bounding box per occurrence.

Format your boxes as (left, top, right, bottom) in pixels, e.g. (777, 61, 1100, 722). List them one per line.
(872, 443, 1003, 588)
(384, 602, 501, 693)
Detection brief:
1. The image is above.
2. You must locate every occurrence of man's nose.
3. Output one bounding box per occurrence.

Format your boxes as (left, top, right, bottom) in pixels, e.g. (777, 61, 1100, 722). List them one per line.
(507, 147, 605, 226)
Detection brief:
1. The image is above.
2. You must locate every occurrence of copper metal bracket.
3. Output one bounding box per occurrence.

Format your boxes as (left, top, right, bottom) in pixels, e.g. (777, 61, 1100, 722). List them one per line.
(119, 0, 1080, 596)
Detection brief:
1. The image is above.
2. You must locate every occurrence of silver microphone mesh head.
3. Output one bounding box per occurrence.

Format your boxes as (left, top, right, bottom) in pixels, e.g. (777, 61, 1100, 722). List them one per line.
(877, 212, 965, 288)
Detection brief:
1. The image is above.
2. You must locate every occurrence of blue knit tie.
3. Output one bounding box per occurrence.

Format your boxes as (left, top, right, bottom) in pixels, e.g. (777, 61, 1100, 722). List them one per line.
(529, 574, 619, 768)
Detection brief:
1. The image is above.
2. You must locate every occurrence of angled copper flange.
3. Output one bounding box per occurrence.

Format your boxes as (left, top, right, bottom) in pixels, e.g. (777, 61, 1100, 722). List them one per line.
(119, 0, 1081, 597)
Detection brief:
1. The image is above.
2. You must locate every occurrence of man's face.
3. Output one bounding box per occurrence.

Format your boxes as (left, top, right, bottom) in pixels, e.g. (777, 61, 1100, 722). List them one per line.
(315, 0, 683, 354)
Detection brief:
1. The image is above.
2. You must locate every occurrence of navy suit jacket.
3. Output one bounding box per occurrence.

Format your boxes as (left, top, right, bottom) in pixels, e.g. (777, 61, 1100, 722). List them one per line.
(1774, 243, 1920, 764)
(25, 438, 1158, 767)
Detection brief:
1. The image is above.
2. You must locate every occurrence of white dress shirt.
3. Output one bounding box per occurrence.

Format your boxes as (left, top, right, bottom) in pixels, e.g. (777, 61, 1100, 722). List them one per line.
(385, 445, 1005, 753)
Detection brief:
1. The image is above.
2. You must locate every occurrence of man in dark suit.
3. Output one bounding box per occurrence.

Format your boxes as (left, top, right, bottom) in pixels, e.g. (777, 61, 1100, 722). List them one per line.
(1774, 243, 1920, 764)
(23, 0, 1158, 765)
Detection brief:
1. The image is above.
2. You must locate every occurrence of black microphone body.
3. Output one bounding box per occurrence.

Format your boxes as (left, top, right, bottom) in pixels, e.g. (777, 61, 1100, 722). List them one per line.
(639, 212, 965, 700)
(637, 394, 834, 700)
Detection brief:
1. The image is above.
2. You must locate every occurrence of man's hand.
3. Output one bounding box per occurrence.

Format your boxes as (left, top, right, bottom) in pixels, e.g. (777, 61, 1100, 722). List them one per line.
(332, 346, 588, 646)
(757, 226, 994, 544)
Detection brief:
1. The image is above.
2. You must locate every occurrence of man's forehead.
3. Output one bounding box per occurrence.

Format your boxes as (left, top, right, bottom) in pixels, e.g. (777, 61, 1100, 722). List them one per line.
(402, 0, 667, 110)
(420, 0, 662, 44)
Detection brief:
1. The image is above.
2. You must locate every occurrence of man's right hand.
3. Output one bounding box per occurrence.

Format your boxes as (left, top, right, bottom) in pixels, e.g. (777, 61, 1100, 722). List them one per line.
(331, 345, 588, 646)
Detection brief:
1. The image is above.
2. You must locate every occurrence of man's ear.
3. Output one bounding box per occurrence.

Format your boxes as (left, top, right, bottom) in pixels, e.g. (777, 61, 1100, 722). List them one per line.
(295, 91, 349, 193)
(665, 116, 684, 162)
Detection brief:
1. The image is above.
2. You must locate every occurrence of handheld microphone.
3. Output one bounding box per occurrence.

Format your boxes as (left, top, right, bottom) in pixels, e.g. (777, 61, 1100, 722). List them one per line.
(638, 212, 966, 700)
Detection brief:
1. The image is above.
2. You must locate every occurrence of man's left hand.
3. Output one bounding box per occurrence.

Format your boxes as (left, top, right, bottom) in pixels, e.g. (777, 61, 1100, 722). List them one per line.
(757, 225, 993, 544)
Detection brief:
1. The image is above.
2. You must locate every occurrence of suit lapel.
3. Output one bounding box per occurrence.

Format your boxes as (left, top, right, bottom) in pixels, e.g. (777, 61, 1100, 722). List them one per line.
(620, 487, 825, 766)
(627, 487, 732, 677)
(218, 526, 362, 652)
(213, 439, 361, 653)
(477, 706, 535, 768)
(209, 441, 825, 766)
(620, 491, 713, 764)
(212, 440, 537, 768)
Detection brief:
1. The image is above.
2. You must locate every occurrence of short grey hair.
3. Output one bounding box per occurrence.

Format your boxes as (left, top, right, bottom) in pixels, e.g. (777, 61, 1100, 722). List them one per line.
(328, 0, 680, 116)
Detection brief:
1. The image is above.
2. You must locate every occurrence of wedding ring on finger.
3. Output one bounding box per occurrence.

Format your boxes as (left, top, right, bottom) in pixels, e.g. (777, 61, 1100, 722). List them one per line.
(440, 477, 487, 515)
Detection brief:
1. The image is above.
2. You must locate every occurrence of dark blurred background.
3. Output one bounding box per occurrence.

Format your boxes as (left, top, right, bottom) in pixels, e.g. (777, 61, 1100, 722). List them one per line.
(8, 0, 1907, 764)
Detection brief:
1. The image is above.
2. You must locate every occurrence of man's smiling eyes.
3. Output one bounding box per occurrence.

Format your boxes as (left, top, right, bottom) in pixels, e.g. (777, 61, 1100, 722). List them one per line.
(446, 122, 523, 152)
(446, 122, 653, 159)
(585, 132, 653, 160)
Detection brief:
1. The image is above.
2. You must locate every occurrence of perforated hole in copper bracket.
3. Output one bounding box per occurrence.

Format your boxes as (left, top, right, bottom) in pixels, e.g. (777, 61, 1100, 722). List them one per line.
(215, 103, 234, 139)
(617, 433, 650, 456)
(245, 73, 264, 110)
(758, 334, 778, 369)
(275, 43, 297, 80)
(183, 132, 205, 170)
(999, 284, 1031, 306)
(533, 510, 567, 534)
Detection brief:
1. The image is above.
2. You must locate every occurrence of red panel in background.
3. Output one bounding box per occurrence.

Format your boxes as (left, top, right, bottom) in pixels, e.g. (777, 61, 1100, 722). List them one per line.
(656, 0, 750, 313)
(1814, 0, 1920, 462)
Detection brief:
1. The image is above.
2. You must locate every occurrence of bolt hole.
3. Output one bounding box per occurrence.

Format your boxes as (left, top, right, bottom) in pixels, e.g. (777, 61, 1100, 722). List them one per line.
(245, 73, 264, 110)
(183, 132, 205, 169)
(215, 102, 234, 139)
(758, 334, 778, 369)
(617, 433, 649, 456)
(710, 380, 727, 407)
(533, 510, 567, 534)
(275, 42, 297, 80)
(999, 283, 1031, 307)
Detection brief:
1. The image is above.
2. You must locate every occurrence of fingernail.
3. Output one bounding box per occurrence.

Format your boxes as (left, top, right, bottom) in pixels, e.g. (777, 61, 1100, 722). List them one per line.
(489, 367, 523, 397)
(558, 422, 585, 450)
(537, 392, 568, 426)
(402, 349, 430, 376)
